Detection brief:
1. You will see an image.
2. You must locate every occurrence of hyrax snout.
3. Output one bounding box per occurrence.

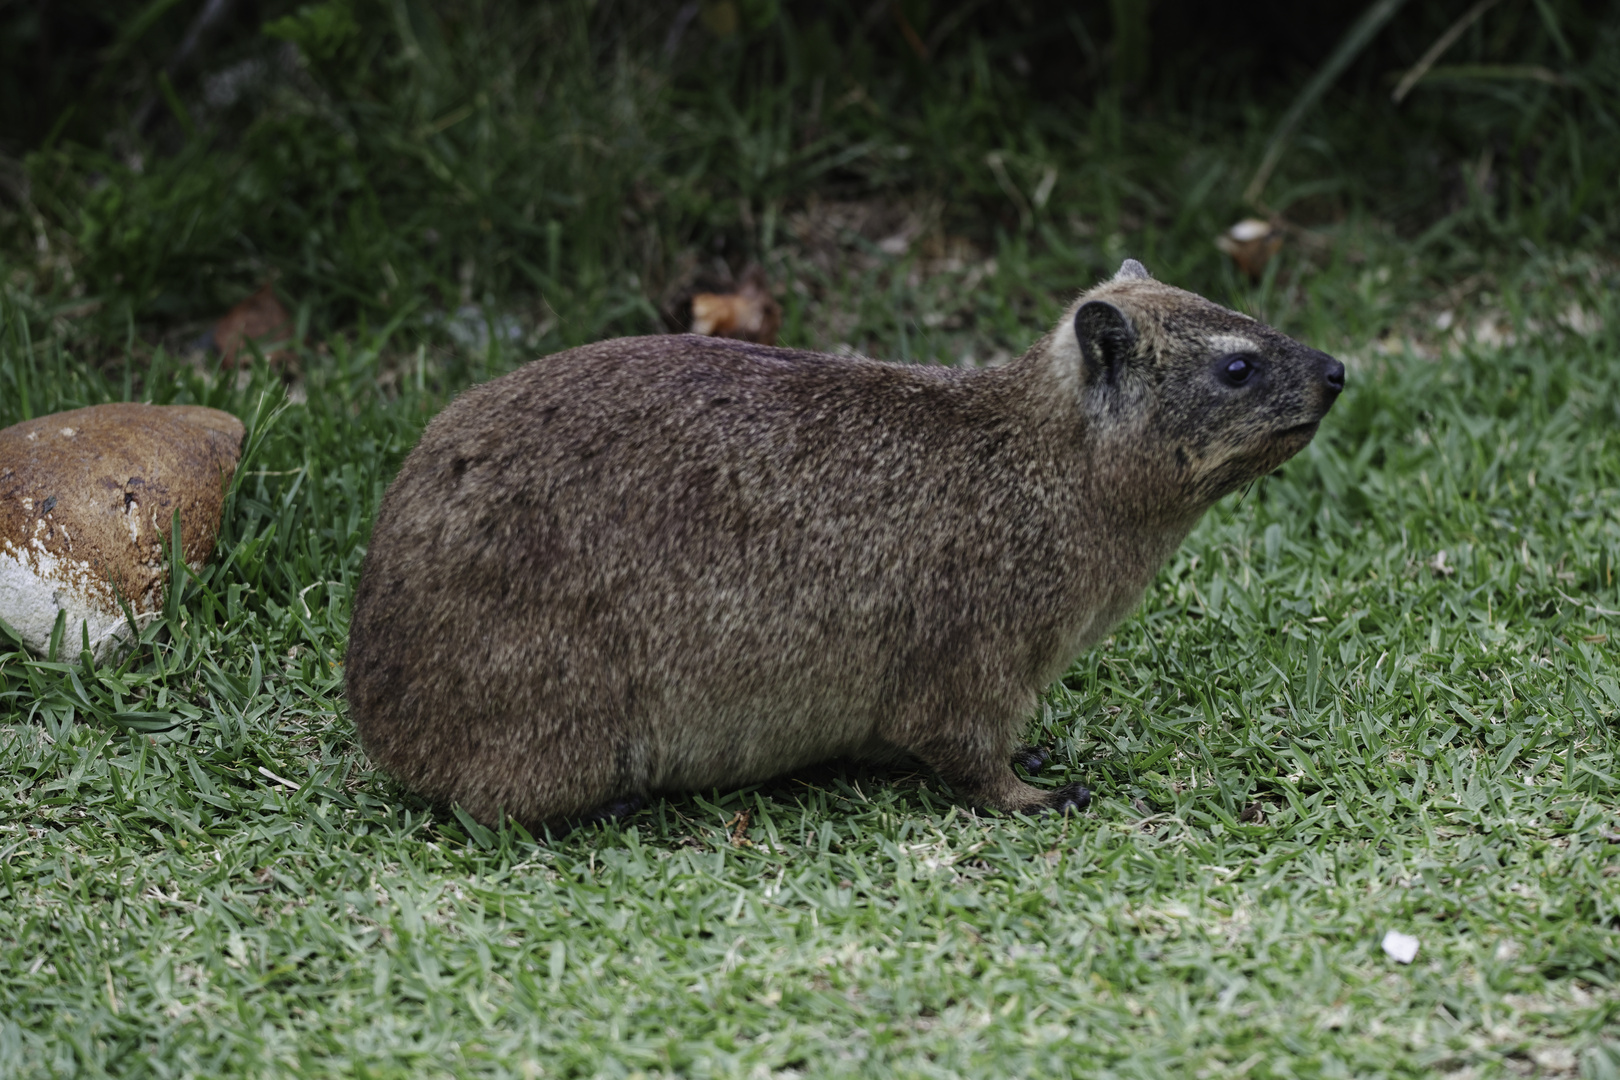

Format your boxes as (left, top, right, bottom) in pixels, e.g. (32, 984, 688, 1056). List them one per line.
(346, 259, 1343, 830)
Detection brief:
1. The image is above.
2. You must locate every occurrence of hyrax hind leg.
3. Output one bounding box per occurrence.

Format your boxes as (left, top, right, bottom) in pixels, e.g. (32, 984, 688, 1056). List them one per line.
(896, 706, 1089, 817)
(548, 793, 646, 838)
(1011, 744, 1049, 774)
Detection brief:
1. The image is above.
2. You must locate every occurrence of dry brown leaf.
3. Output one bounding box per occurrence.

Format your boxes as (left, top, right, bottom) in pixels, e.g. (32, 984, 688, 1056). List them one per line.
(215, 282, 294, 368)
(672, 264, 782, 345)
(690, 281, 782, 345)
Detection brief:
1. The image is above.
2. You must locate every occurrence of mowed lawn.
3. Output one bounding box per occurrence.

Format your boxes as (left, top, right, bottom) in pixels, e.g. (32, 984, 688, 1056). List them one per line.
(2, 258, 1619, 1078)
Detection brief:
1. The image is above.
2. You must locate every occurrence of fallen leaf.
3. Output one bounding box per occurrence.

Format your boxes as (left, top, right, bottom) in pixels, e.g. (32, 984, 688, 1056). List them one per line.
(690, 277, 782, 345)
(699, 0, 738, 37)
(214, 282, 294, 368)
(662, 263, 782, 346)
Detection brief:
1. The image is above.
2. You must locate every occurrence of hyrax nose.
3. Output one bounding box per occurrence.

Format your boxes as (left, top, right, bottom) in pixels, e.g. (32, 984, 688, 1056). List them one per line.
(1320, 354, 1346, 398)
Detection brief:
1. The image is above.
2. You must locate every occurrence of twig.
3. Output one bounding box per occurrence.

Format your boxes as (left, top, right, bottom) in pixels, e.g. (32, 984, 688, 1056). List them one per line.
(258, 765, 301, 791)
(298, 580, 332, 619)
(1417, 63, 1570, 88)
(1392, 0, 1501, 104)
(663, 2, 699, 59)
(1556, 589, 1620, 618)
(893, 3, 929, 59)
(132, 0, 242, 135)
(985, 152, 1032, 231)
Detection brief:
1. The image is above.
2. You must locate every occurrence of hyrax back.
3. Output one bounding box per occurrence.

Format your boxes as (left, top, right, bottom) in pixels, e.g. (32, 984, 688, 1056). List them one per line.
(346, 260, 1343, 829)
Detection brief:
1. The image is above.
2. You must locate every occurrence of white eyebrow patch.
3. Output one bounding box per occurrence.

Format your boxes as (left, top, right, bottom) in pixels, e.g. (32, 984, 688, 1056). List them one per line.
(1207, 333, 1261, 355)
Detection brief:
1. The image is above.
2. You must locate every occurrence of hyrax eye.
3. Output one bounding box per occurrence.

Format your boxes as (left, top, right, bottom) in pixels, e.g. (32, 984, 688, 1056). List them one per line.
(1217, 354, 1257, 386)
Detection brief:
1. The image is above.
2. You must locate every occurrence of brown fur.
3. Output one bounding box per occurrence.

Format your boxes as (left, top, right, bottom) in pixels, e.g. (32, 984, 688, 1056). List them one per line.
(345, 261, 1343, 829)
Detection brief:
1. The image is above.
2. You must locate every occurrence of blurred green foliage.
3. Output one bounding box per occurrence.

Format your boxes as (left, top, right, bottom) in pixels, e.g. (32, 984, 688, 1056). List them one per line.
(0, 0, 1616, 340)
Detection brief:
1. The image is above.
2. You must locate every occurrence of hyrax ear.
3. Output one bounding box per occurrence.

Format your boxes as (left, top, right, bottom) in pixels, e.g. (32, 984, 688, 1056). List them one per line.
(1074, 300, 1137, 387)
(1113, 259, 1151, 281)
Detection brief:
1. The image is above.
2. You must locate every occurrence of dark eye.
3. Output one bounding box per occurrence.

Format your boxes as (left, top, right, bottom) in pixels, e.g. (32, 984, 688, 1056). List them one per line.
(1218, 354, 1257, 386)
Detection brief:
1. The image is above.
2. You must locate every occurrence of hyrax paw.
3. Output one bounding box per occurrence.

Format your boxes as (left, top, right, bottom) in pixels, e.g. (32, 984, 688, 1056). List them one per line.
(1011, 745, 1049, 774)
(578, 794, 646, 825)
(1043, 783, 1091, 816)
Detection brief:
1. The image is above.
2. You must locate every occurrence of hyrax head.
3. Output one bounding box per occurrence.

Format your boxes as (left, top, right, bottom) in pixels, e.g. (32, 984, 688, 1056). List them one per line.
(1061, 258, 1344, 510)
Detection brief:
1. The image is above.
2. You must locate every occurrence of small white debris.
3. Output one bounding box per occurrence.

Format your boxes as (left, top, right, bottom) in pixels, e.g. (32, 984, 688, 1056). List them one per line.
(1382, 930, 1420, 964)
(877, 232, 911, 256)
(1228, 218, 1273, 242)
(1561, 302, 1603, 337)
(1532, 1047, 1576, 1072)
(1215, 218, 1282, 279)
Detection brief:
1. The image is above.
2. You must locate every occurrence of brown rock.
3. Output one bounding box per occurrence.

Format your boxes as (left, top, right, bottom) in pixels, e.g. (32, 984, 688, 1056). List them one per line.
(0, 403, 245, 662)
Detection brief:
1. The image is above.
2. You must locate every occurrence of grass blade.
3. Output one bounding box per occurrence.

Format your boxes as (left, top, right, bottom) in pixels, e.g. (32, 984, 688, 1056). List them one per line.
(1244, 0, 1412, 206)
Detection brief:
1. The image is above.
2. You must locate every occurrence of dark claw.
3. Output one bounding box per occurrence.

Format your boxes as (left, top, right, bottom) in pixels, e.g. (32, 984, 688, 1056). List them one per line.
(1045, 783, 1091, 815)
(577, 794, 645, 825)
(1011, 745, 1048, 774)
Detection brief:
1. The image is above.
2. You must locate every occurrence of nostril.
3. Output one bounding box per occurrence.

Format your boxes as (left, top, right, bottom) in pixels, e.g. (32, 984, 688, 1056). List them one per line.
(1323, 359, 1346, 392)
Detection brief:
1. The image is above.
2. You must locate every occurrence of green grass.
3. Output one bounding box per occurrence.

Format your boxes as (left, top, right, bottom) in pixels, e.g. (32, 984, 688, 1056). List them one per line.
(3, 236, 1620, 1077)
(4, 2, 1620, 1075)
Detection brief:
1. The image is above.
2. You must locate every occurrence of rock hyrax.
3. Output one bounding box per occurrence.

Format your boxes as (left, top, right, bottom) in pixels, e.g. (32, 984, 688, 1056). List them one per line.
(346, 260, 1344, 829)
